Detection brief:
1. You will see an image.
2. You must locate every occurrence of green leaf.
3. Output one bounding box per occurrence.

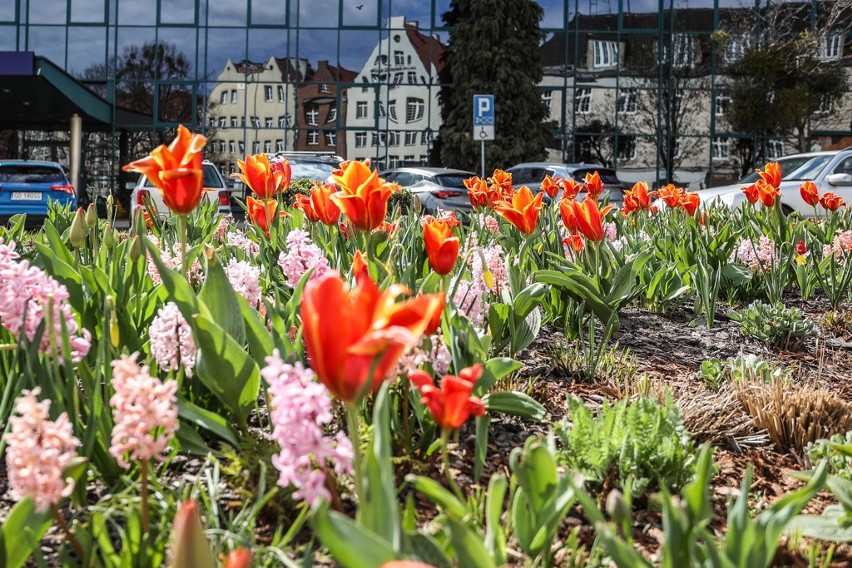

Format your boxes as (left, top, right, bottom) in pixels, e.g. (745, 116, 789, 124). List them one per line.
(788, 506, 852, 542)
(512, 282, 548, 318)
(193, 314, 260, 429)
(0, 498, 53, 568)
(311, 503, 397, 568)
(198, 247, 245, 345)
(238, 294, 273, 364)
(473, 413, 490, 482)
(406, 475, 468, 519)
(482, 391, 546, 421)
(485, 475, 508, 566)
(401, 532, 452, 568)
(177, 399, 240, 447)
(144, 237, 209, 322)
(445, 516, 496, 568)
(475, 357, 522, 395)
(361, 384, 401, 549)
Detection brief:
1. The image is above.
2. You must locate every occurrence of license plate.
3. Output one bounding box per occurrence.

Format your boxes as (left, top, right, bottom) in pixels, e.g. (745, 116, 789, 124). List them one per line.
(11, 192, 41, 201)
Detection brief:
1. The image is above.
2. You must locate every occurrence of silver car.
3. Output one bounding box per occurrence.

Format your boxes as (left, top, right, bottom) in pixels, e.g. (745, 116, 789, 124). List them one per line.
(381, 167, 477, 215)
(506, 162, 628, 205)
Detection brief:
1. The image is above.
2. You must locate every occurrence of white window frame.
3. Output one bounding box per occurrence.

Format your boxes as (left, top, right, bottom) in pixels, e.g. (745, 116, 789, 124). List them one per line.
(617, 88, 637, 115)
(724, 35, 749, 63)
(305, 104, 319, 126)
(574, 88, 591, 114)
(388, 100, 397, 121)
(263, 140, 272, 153)
(307, 130, 319, 145)
(265, 117, 273, 128)
(277, 85, 285, 102)
(767, 139, 785, 160)
(388, 132, 399, 146)
(230, 116, 238, 127)
(818, 35, 841, 60)
(541, 90, 552, 110)
(327, 105, 337, 122)
(355, 132, 367, 147)
(713, 91, 730, 117)
(320, 83, 330, 93)
(356, 101, 368, 119)
(672, 34, 694, 68)
(230, 89, 237, 104)
(711, 137, 729, 161)
(252, 141, 259, 153)
(593, 40, 619, 68)
(275, 139, 284, 152)
(264, 85, 273, 102)
(394, 51, 405, 65)
(406, 98, 425, 122)
(219, 91, 227, 104)
(228, 140, 236, 153)
(404, 131, 418, 146)
(324, 131, 336, 146)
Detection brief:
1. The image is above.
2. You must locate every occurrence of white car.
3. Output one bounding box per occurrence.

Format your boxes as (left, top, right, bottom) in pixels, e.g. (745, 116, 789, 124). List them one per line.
(697, 150, 852, 215)
(128, 160, 234, 217)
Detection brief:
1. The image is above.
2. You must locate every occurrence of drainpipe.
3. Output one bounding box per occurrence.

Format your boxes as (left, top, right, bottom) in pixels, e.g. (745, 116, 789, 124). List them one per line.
(70, 113, 82, 199)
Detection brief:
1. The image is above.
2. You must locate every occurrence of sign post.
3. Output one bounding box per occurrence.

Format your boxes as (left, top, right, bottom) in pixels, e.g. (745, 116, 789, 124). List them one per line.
(473, 94, 494, 178)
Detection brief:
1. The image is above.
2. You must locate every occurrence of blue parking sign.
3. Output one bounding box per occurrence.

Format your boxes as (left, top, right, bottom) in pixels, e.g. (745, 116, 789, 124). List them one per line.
(473, 94, 495, 141)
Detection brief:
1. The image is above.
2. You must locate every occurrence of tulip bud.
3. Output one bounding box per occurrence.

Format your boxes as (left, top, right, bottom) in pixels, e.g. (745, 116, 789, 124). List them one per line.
(103, 224, 116, 249)
(106, 193, 114, 219)
(222, 548, 253, 568)
(605, 489, 630, 525)
(167, 500, 216, 568)
(70, 208, 87, 248)
(106, 296, 119, 348)
(86, 203, 97, 228)
(129, 235, 142, 262)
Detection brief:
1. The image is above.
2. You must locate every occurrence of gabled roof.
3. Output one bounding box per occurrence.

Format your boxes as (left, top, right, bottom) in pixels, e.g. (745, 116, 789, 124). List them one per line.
(405, 22, 446, 74)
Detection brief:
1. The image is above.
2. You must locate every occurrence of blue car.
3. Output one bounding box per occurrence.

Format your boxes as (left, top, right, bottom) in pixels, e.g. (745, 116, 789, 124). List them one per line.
(0, 160, 77, 226)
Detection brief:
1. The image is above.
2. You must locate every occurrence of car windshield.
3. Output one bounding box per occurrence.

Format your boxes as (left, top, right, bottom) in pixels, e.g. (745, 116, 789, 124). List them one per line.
(434, 174, 472, 189)
(0, 165, 65, 183)
(144, 165, 223, 188)
(735, 156, 813, 184)
(290, 161, 335, 181)
(571, 168, 621, 185)
(783, 155, 834, 181)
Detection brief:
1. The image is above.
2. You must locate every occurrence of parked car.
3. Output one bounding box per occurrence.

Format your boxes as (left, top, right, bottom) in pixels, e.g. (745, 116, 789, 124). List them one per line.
(696, 149, 852, 215)
(505, 162, 628, 205)
(0, 160, 76, 227)
(380, 167, 478, 215)
(129, 160, 233, 218)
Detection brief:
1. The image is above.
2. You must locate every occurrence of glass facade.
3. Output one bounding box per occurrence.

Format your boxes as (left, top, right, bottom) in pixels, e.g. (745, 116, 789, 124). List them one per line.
(1, 0, 849, 196)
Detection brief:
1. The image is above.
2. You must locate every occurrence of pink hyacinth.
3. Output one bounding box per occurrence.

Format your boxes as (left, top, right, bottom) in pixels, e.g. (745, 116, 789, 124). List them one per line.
(4, 388, 80, 512)
(732, 235, 777, 271)
(109, 353, 179, 469)
(394, 333, 451, 377)
(277, 229, 331, 287)
(213, 217, 229, 241)
(603, 222, 618, 242)
(146, 236, 203, 285)
(451, 277, 487, 328)
(226, 230, 261, 257)
(472, 213, 500, 233)
(262, 350, 353, 506)
(823, 230, 852, 260)
(148, 302, 197, 377)
(224, 258, 261, 306)
(468, 244, 509, 294)
(0, 239, 91, 362)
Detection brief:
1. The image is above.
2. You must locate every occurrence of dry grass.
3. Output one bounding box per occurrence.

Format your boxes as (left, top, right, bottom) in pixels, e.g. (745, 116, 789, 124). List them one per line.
(734, 379, 852, 454)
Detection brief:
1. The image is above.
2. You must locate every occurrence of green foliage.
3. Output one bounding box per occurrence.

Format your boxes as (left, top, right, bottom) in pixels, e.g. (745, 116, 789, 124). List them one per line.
(438, 0, 551, 172)
(728, 301, 817, 347)
(698, 353, 788, 389)
(806, 432, 852, 480)
(556, 396, 696, 494)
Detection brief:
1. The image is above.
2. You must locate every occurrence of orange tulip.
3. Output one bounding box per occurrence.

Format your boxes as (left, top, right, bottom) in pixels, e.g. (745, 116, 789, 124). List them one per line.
(246, 195, 278, 236)
(583, 171, 603, 199)
(820, 191, 845, 211)
(234, 154, 289, 199)
(493, 185, 544, 235)
(330, 159, 395, 231)
(758, 179, 781, 207)
(423, 218, 460, 275)
(223, 548, 253, 568)
(559, 197, 579, 234)
(563, 234, 584, 252)
(465, 176, 494, 208)
(301, 272, 444, 403)
(657, 184, 684, 208)
(293, 193, 319, 222)
(489, 169, 514, 195)
(566, 196, 614, 242)
(409, 364, 486, 430)
(310, 181, 342, 226)
(561, 177, 584, 200)
(757, 162, 781, 189)
(122, 125, 207, 215)
(679, 192, 701, 216)
(742, 182, 759, 204)
(800, 181, 819, 207)
(352, 250, 369, 280)
(540, 175, 562, 200)
(622, 181, 655, 215)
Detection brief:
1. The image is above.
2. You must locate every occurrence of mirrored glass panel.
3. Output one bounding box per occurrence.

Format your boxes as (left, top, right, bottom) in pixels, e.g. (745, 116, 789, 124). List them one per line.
(158, 0, 196, 25)
(206, 0, 247, 27)
(27, 26, 67, 65)
(117, 0, 156, 25)
(71, 0, 108, 24)
(29, 0, 67, 24)
(250, 0, 288, 27)
(66, 27, 108, 78)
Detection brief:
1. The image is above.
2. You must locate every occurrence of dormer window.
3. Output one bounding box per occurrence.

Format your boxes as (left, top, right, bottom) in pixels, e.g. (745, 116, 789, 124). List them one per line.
(672, 34, 694, 68)
(593, 41, 619, 68)
(818, 34, 841, 60)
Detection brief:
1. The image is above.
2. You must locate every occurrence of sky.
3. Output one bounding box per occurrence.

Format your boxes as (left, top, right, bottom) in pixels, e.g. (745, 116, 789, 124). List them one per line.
(10, 0, 761, 81)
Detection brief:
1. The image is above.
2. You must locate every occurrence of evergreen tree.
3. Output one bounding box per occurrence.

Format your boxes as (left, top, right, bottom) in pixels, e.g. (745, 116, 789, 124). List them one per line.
(438, 0, 551, 173)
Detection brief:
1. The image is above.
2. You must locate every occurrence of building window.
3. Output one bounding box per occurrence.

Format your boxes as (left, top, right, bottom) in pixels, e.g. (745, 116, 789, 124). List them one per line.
(617, 137, 636, 162)
(394, 51, 405, 65)
(356, 101, 368, 119)
(393, 73, 404, 84)
(327, 105, 337, 122)
(405, 131, 418, 146)
(713, 91, 730, 117)
(230, 116, 238, 127)
(617, 88, 637, 114)
(711, 137, 729, 160)
(672, 34, 694, 68)
(406, 98, 425, 122)
(209, 116, 216, 127)
(389, 155, 400, 168)
(252, 141, 260, 153)
(818, 35, 841, 60)
(767, 139, 785, 160)
(230, 89, 237, 104)
(241, 116, 246, 127)
(421, 130, 433, 145)
(407, 71, 417, 83)
(593, 41, 619, 68)
(574, 88, 591, 114)
(239, 141, 245, 154)
(278, 86, 285, 102)
(307, 130, 319, 145)
(388, 100, 397, 121)
(219, 91, 227, 104)
(724, 35, 750, 62)
(541, 90, 552, 110)
(388, 132, 399, 146)
(263, 140, 272, 153)
(228, 140, 236, 153)
(372, 132, 387, 146)
(324, 131, 336, 146)
(279, 115, 290, 128)
(276, 139, 284, 152)
(250, 116, 259, 128)
(305, 104, 319, 126)
(320, 83, 330, 93)
(218, 117, 227, 127)
(355, 132, 367, 147)
(403, 154, 415, 164)
(818, 94, 835, 114)
(265, 117, 273, 128)
(228, 163, 236, 175)
(264, 85, 273, 102)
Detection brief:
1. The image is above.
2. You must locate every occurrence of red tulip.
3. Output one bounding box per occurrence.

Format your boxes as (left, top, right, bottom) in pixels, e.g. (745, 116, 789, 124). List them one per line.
(561, 178, 584, 200)
(563, 234, 584, 252)
(820, 191, 845, 211)
(489, 169, 514, 196)
(657, 184, 684, 208)
(122, 125, 207, 215)
(540, 175, 562, 200)
(293, 193, 319, 222)
(246, 195, 278, 236)
(564, 196, 614, 242)
(742, 182, 759, 204)
(464, 176, 495, 208)
(583, 171, 604, 199)
(679, 192, 701, 216)
(800, 181, 819, 207)
(493, 185, 544, 234)
(310, 182, 342, 226)
(796, 240, 807, 255)
(622, 181, 655, 215)
(234, 154, 289, 199)
(409, 364, 486, 430)
(330, 159, 395, 231)
(423, 218, 460, 275)
(301, 272, 444, 403)
(223, 548, 253, 568)
(352, 250, 369, 280)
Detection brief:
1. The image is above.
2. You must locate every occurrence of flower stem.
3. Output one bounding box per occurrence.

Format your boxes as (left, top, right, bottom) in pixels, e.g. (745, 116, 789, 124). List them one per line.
(140, 459, 150, 536)
(346, 403, 363, 515)
(51, 505, 84, 559)
(441, 428, 464, 501)
(177, 214, 188, 279)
